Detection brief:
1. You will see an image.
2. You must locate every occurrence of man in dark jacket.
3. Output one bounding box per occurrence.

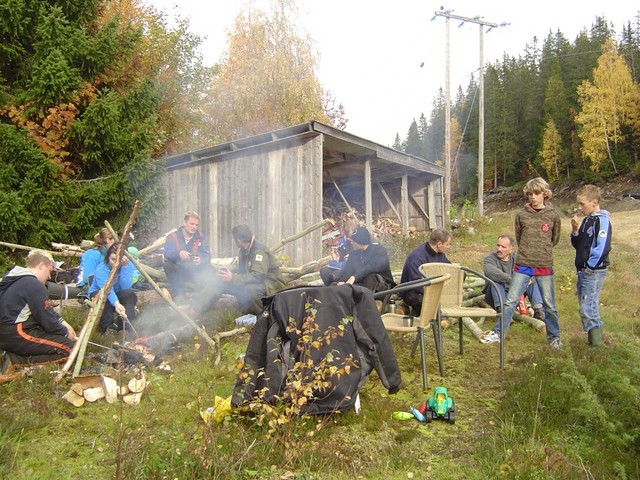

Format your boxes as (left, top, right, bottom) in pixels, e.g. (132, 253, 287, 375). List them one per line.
(163, 211, 213, 299)
(336, 227, 395, 293)
(0, 250, 77, 368)
(399, 228, 452, 315)
(192, 225, 285, 316)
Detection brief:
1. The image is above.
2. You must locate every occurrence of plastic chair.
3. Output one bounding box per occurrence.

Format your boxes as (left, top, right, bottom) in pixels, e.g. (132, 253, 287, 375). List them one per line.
(373, 273, 450, 391)
(419, 263, 505, 368)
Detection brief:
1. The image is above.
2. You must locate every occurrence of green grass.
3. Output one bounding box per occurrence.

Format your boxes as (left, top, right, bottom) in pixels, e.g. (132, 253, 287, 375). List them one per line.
(1, 203, 640, 479)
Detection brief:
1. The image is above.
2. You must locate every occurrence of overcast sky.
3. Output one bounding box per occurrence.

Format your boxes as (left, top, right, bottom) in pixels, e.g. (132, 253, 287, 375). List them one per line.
(147, 0, 639, 146)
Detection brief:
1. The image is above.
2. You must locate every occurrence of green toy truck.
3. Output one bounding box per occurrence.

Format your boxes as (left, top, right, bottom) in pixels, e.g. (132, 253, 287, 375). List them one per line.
(423, 386, 455, 424)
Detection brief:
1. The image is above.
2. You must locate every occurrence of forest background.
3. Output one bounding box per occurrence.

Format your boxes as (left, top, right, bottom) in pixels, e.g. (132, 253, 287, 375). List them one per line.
(1, 0, 640, 268)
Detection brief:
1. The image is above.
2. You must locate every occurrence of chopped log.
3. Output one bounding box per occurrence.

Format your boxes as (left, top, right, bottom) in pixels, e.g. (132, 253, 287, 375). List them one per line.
(463, 279, 485, 290)
(117, 385, 130, 396)
(74, 374, 104, 389)
(102, 376, 118, 404)
(70, 383, 84, 396)
(83, 386, 106, 402)
(122, 392, 142, 405)
(62, 389, 85, 407)
(127, 374, 146, 393)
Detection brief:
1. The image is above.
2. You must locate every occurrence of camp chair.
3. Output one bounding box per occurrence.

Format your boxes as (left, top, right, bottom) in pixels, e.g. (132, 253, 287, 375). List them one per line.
(373, 274, 450, 391)
(419, 263, 505, 368)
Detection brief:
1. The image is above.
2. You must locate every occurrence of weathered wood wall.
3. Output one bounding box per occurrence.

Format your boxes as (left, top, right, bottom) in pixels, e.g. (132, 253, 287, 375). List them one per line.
(162, 135, 323, 266)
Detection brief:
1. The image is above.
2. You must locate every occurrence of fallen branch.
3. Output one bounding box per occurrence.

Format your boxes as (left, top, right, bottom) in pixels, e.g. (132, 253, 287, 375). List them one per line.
(269, 219, 331, 254)
(0, 241, 79, 258)
(461, 317, 485, 338)
(137, 228, 177, 256)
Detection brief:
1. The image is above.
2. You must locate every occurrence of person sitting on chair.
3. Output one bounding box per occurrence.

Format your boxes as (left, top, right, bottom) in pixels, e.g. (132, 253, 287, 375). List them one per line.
(483, 234, 545, 320)
(399, 228, 452, 315)
(0, 250, 77, 367)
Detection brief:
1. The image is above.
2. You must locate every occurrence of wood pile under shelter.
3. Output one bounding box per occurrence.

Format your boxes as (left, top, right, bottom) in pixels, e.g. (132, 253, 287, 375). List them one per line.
(160, 121, 445, 266)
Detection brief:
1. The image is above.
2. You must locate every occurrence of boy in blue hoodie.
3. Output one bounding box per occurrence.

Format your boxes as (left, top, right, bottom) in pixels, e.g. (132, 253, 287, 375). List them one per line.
(571, 185, 612, 347)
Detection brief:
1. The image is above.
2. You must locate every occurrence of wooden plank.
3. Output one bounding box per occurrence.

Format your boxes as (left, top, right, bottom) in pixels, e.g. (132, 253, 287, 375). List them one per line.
(409, 194, 431, 225)
(376, 182, 402, 222)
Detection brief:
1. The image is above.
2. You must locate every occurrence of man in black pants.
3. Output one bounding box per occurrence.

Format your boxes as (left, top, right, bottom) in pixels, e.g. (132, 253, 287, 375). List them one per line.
(0, 250, 77, 368)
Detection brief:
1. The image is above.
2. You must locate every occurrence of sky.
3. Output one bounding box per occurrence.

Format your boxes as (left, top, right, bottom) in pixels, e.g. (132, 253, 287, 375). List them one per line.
(147, 0, 639, 147)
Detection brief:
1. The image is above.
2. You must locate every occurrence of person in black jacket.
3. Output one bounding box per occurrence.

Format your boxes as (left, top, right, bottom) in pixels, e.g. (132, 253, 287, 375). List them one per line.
(0, 250, 77, 366)
(336, 227, 395, 293)
(399, 228, 452, 315)
(232, 284, 401, 414)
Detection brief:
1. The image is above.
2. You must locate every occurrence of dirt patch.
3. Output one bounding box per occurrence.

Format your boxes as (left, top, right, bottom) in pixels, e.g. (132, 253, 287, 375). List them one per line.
(484, 174, 640, 216)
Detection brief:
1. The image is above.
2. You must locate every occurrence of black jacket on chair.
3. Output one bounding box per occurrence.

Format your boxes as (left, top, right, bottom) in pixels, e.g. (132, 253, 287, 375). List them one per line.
(232, 285, 401, 414)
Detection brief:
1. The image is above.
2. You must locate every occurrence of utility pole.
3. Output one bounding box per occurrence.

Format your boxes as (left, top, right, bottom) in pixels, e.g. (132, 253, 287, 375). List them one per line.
(433, 9, 501, 217)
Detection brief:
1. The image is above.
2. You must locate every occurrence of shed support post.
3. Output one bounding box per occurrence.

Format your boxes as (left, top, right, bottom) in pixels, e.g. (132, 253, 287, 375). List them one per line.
(401, 175, 409, 236)
(364, 160, 372, 230)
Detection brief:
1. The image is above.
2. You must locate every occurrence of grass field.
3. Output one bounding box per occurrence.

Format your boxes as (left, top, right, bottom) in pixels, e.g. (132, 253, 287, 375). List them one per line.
(1, 199, 639, 479)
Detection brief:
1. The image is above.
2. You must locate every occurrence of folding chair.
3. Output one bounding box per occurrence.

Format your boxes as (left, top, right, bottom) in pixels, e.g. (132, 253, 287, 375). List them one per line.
(373, 274, 450, 390)
(419, 263, 505, 368)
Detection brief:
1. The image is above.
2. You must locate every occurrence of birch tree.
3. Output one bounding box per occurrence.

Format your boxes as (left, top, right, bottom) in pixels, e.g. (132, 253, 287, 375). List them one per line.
(540, 119, 563, 180)
(576, 39, 639, 172)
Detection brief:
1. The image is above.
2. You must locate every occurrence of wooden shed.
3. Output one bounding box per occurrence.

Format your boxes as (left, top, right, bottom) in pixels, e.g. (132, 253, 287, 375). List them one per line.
(160, 121, 444, 266)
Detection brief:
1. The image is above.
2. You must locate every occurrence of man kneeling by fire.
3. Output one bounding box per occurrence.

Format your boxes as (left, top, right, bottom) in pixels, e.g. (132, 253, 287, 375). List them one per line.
(0, 250, 77, 369)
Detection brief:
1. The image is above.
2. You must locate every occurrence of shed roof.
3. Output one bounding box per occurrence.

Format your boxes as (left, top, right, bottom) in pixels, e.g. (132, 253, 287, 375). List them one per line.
(163, 121, 444, 185)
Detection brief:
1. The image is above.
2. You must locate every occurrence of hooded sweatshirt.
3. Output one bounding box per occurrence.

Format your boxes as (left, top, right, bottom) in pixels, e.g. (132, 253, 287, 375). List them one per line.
(0, 266, 68, 335)
(571, 209, 611, 271)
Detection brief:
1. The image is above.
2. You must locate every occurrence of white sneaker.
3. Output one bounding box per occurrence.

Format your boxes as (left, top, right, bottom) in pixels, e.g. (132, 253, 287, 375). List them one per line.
(480, 330, 500, 344)
(549, 337, 563, 349)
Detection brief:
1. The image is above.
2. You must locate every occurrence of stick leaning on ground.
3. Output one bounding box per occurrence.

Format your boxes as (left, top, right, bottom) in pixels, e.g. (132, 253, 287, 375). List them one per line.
(53, 201, 141, 384)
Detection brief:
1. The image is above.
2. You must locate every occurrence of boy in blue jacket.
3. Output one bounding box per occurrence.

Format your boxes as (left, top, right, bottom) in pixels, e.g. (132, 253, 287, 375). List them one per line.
(571, 185, 612, 347)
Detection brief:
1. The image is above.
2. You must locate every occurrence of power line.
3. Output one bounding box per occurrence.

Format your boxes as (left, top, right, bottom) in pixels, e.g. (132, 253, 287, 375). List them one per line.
(433, 7, 507, 218)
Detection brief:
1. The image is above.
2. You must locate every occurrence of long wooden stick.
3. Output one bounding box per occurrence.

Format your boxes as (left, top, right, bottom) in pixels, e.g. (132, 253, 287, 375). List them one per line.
(137, 228, 177, 256)
(0, 241, 79, 258)
(269, 219, 330, 253)
(54, 202, 141, 384)
(108, 228, 219, 353)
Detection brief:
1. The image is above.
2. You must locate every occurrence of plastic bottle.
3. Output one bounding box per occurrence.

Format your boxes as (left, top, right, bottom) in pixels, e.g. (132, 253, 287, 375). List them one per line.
(410, 405, 426, 422)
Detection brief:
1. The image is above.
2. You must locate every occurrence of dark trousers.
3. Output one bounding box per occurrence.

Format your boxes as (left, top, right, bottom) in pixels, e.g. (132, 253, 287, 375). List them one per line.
(95, 289, 138, 333)
(0, 318, 74, 362)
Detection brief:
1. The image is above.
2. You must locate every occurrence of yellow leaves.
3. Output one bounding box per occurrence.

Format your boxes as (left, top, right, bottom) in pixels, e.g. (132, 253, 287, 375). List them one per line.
(576, 38, 640, 172)
(540, 119, 562, 180)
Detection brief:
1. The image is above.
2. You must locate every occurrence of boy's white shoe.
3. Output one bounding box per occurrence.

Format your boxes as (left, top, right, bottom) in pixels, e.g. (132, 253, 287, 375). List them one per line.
(480, 330, 500, 344)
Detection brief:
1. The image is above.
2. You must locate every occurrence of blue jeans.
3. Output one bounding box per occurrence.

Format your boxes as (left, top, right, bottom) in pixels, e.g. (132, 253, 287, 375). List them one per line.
(485, 282, 543, 310)
(493, 271, 560, 341)
(576, 268, 607, 332)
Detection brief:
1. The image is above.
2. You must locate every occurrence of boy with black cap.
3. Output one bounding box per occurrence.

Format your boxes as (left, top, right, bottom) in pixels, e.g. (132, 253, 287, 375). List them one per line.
(336, 227, 395, 292)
